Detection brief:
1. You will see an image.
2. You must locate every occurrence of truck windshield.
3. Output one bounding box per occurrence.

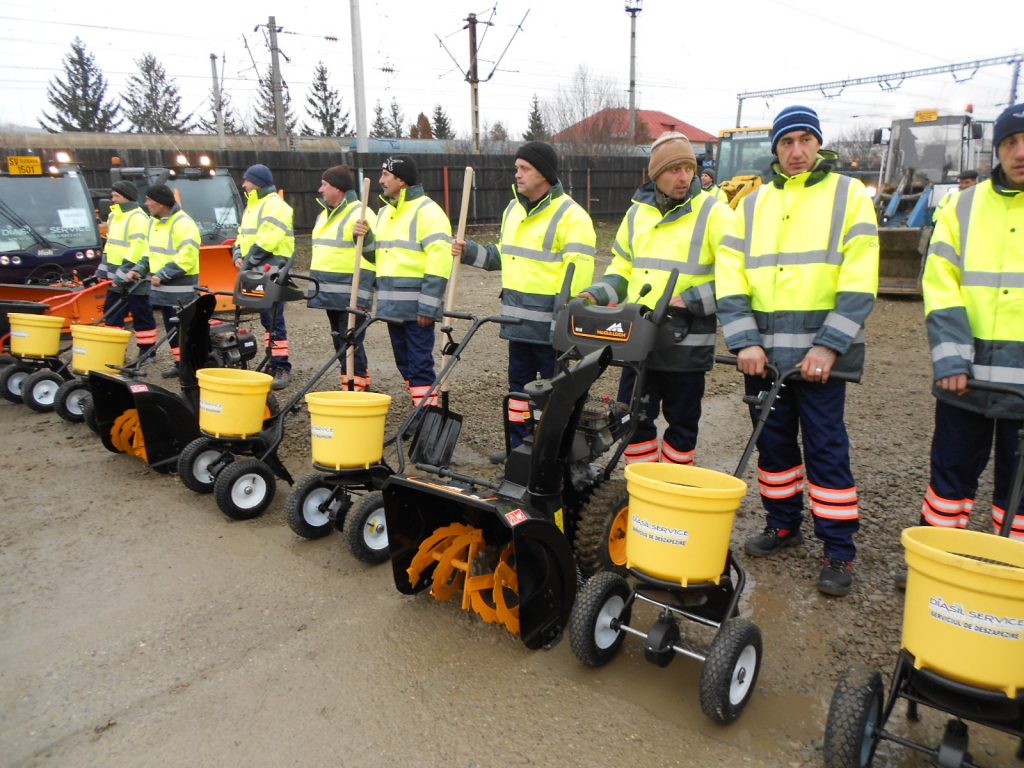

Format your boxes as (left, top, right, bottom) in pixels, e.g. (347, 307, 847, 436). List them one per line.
(0, 174, 98, 252)
(717, 133, 774, 182)
(888, 121, 965, 186)
(167, 177, 240, 242)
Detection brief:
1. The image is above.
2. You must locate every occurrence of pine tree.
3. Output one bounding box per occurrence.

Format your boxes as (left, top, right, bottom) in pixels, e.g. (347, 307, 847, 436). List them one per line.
(197, 87, 244, 135)
(252, 66, 297, 136)
(387, 99, 404, 139)
(122, 54, 193, 133)
(523, 94, 548, 141)
(431, 104, 454, 140)
(39, 37, 122, 132)
(408, 113, 432, 140)
(301, 61, 350, 137)
(370, 101, 390, 138)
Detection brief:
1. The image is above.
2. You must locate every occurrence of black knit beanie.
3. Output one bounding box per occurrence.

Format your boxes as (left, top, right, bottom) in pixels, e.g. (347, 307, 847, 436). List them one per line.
(145, 184, 175, 208)
(382, 155, 418, 186)
(515, 141, 559, 185)
(111, 180, 138, 201)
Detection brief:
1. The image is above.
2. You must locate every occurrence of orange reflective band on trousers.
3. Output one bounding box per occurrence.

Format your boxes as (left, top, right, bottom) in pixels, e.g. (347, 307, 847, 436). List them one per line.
(264, 334, 290, 358)
(507, 398, 531, 423)
(408, 383, 439, 407)
(990, 505, 1024, 541)
(134, 329, 158, 345)
(920, 484, 971, 529)
(171, 346, 180, 362)
(808, 482, 859, 521)
(340, 374, 372, 392)
(660, 440, 695, 465)
(757, 464, 805, 499)
(624, 438, 659, 464)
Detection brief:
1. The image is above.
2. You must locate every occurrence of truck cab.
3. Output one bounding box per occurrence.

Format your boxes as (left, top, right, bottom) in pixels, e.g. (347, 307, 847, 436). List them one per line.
(0, 151, 102, 284)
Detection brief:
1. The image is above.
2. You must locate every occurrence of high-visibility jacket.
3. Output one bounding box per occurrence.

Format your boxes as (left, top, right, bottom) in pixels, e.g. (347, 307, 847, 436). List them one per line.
(374, 184, 452, 322)
(716, 155, 879, 375)
(703, 183, 729, 204)
(584, 182, 736, 371)
(923, 171, 1024, 417)
(135, 205, 201, 308)
(308, 191, 377, 311)
(100, 203, 150, 292)
(235, 187, 295, 269)
(461, 182, 596, 343)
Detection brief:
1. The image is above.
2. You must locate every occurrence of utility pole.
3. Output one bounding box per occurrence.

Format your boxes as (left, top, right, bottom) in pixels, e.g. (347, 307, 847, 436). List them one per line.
(350, 0, 368, 153)
(625, 1, 642, 144)
(268, 16, 287, 150)
(1012, 57, 1021, 105)
(209, 54, 226, 151)
(466, 13, 481, 154)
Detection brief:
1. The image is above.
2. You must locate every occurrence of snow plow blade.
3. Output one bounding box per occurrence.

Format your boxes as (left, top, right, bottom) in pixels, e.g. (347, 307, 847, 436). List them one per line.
(878, 226, 927, 295)
(384, 474, 576, 650)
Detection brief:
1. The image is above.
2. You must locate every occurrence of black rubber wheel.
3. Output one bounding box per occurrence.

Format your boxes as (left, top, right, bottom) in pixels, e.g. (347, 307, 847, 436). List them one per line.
(213, 459, 277, 520)
(569, 570, 632, 667)
(345, 491, 390, 563)
(178, 437, 233, 495)
(823, 666, 885, 768)
(286, 474, 344, 540)
(0, 364, 34, 403)
(22, 369, 64, 412)
(699, 617, 763, 724)
(81, 392, 99, 433)
(55, 379, 90, 423)
(572, 479, 629, 579)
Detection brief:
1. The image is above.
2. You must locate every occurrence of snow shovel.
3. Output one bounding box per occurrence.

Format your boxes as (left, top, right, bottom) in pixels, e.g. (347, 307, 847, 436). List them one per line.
(409, 166, 473, 468)
(344, 177, 372, 389)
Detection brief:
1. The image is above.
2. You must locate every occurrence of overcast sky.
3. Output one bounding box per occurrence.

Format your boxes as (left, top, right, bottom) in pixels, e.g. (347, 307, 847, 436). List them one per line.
(0, 0, 1021, 140)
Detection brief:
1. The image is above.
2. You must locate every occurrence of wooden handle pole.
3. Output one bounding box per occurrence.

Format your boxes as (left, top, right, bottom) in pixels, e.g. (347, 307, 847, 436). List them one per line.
(345, 176, 372, 387)
(439, 167, 474, 394)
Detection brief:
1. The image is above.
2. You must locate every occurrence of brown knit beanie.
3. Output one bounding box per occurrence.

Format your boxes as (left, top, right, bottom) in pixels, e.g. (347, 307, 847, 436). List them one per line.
(649, 132, 697, 180)
(321, 164, 354, 193)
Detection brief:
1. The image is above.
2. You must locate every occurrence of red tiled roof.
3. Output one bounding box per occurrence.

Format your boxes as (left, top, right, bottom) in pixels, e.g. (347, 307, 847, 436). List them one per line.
(551, 108, 717, 144)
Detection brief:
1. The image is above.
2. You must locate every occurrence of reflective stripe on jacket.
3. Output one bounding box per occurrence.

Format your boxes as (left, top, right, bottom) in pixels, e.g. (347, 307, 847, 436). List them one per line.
(236, 187, 295, 269)
(138, 206, 201, 308)
(461, 182, 596, 343)
(584, 183, 736, 371)
(374, 185, 452, 322)
(716, 159, 879, 375)
(308, 191, 377, 311)
(101, 203, 150, 292)
(923, 176, 1024, 417)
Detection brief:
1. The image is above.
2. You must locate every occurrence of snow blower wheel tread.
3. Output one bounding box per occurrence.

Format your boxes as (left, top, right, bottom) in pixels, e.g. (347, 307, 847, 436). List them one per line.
(0, 363, 33, 403)
(572, 479, 630, 579)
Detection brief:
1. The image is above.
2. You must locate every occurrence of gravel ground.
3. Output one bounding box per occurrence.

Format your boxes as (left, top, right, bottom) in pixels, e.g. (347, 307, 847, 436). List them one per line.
(1, 229, 1020, 767)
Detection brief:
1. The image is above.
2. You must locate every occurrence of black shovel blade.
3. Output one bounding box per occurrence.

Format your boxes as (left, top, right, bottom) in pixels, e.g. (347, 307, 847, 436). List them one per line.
(409, 405, 462, 468)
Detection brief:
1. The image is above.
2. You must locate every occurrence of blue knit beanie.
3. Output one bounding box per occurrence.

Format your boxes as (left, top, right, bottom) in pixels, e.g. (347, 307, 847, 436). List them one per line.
(771, 105, 823, 155)
(243, 163, 274, 187)
(993, 102, 1024, 150)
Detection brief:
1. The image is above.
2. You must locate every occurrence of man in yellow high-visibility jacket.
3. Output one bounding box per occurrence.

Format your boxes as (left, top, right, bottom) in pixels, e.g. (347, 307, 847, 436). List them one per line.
(917, 102, 1024, 544)
(234, 164, 295, 390)
(100, 180, 157, 355)
(452, 141, 595, 460)
(580, 132, 735, 466)
(700, 168, 729, 204)
(355, 155, 452, 408)
(716, 105, 879, 598)
(309, 164, 375, 391)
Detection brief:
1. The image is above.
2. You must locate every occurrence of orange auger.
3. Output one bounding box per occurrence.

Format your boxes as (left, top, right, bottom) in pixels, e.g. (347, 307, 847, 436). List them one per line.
(405, 523, 520, 634)
(109, 408, 148, 461)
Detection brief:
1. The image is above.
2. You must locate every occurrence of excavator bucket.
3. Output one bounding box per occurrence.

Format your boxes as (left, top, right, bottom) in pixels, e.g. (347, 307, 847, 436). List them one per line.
(384, 475, 576, 650)
(878, 226, 928, 295)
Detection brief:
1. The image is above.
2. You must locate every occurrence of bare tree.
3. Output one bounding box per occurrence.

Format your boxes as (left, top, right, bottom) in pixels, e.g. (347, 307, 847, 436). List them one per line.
(544, 65, 626, 155)
(829, 126, 884, 172)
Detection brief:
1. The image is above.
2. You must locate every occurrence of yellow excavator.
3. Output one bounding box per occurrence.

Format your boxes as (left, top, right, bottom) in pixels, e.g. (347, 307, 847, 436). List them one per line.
(715, 126, 774, 209)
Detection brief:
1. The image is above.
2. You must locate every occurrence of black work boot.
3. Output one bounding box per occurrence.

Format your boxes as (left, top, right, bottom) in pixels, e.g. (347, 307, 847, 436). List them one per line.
(744, 526, 803, 557)
(160, 364, 180, 379)
(818, 557, 854, 597)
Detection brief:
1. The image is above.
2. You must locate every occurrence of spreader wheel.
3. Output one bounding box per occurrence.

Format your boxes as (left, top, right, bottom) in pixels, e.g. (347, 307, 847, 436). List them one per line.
(214, 459, 276, 520)
(699, 617, 762, 724)
(0, 364, 34, 403)
(569, 570, 632, 667)
(345, 491, 389, 563)
(55, 379, 91, 423)
(286, 474, 345, 540)
(22, 369, 64, 412)
(823, 666, 884, 768)
(573, 479, 629, 578)
(178, 437, 232, 494)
